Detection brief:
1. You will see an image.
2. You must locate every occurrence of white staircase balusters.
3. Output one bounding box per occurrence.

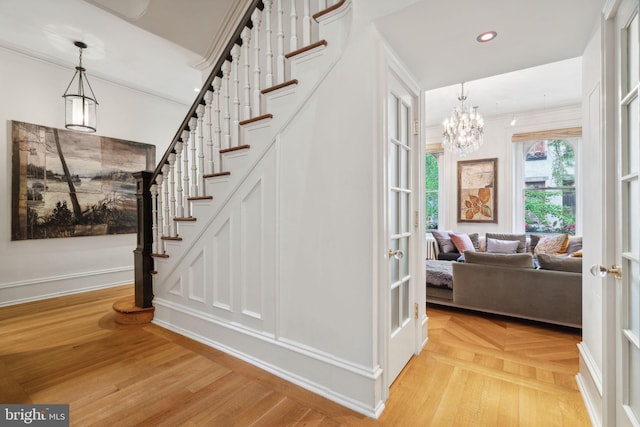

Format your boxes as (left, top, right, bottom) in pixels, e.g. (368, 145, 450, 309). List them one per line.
(264, 0, 274, 88)
(302, 0, 311, 46)
(196, 104, 206, 195)
(204, 90, 214, 176)
(167, 152, 177, 237)
(155, 173, 164, 250)
(175, 140, 184, 219)
(251, 9, 262, 113)
(290, 0, 298, 52)
(188, 118, 198, 202)
(231, 44, 241, 148)
(276, 0, 285, 84)
(161, 163, 170, 244)
(241, 27, 252, 120)
(212, 76, 223, 173)
(150, 183, 159, 255)
(222, 60, 232, 151)
(183, 128, 192, 217)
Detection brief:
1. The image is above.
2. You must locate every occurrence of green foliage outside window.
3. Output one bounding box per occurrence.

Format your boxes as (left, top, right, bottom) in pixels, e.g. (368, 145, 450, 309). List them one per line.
(425, 153, 439, 230)
(524, 139, 576, 235)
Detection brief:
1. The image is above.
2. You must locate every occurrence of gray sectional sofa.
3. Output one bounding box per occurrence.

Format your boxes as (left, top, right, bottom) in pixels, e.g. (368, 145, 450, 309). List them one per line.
(426, 236, 583, 328)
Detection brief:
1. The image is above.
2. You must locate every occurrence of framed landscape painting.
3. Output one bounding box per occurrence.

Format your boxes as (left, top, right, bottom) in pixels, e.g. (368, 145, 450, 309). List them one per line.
(11, 120, 155, 240)
(457, 158, 497, 223)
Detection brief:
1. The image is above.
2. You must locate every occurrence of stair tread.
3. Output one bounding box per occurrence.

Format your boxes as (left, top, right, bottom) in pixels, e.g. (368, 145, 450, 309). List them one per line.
(188, 196, 213, 201)
(240, 114, 273, 126)
(151, 253, 169, 258)
(285, 40, 327, 59)
(174, 217, 197, 222)
(161, 236, 183, 241)
(204, 171, 231, 178)
(261, 80, 298, 95)
(313, 0, 346, 21)
(220, 144, 250, 154)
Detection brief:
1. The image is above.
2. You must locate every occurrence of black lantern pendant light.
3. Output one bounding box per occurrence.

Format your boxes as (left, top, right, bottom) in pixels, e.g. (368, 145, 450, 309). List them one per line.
(62, 41, 98, 132)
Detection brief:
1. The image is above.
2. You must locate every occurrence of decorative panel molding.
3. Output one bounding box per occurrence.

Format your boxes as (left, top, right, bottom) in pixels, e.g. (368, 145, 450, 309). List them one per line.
(168, 277, 183, 297)
(188, 249, 206, 303)
(241, 178, 264, 320)
(213, 218, 232, 311)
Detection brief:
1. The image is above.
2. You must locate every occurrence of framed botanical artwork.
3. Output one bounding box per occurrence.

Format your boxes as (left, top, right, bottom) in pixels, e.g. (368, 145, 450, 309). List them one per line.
(457, 158, 497, 223)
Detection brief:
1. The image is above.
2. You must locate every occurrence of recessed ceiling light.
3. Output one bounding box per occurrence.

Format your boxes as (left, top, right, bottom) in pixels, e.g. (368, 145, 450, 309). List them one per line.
(476, 31, 497, 43)
(194, 87, 200, 92)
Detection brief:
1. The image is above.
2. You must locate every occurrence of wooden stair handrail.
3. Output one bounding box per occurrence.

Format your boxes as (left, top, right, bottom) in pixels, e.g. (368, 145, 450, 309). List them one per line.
(149, 0, 263, 188)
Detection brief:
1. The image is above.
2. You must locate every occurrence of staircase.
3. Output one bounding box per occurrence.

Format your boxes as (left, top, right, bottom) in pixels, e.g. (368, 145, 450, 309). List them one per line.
(131, 0, 374, 416)
(134, 0, 351, 304)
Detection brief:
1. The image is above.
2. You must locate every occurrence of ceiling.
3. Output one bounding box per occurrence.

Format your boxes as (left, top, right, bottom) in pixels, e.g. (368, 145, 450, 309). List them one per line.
(0, 0, 606, 119)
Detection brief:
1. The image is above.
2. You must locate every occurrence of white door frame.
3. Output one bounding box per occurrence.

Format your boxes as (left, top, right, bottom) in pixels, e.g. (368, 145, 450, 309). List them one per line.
(377, 44, 426, 402)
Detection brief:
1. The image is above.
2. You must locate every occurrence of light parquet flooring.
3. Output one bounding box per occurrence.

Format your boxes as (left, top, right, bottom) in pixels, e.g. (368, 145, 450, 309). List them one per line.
(0, 285, 590, 426)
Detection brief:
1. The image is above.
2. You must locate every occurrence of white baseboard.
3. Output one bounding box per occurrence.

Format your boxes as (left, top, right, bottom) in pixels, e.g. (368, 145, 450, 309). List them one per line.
(576, 342, 602, 427)
(0, 266, 133, 307)
(153, 298, 382, 418)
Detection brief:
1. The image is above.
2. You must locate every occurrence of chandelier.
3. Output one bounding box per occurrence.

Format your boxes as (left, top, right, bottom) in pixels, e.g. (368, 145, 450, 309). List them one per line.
(442, 83, 484, 156)
(62, 41, 98, 132)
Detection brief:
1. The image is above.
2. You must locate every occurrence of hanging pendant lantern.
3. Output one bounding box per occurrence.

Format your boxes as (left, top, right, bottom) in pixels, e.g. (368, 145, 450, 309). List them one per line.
(62, 41, 98, 132)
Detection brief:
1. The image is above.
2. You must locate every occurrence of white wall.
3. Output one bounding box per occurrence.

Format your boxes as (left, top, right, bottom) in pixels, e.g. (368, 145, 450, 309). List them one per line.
(0, 47, 189, 305)
(425, 104, 581, 234)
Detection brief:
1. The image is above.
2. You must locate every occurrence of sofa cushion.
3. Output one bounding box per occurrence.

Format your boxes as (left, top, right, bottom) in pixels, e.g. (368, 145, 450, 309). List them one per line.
(485, 233, 527, 253)
(534, 234, 569, 256)
(486, 238, 519, 254)
(537, 253, 582, 273)
(450, 232, 476, 253)
(463, 251, 535, 268)
(431, 230, 456, 253)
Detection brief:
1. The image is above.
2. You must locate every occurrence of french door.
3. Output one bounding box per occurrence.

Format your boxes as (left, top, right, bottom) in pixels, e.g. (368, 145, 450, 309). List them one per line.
(387, 72, 416, 383)
(615, 1, 640, 424)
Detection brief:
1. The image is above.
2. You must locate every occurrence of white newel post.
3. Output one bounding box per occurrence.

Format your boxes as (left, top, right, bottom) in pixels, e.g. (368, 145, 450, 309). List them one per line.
(276, 0, 285, 84)
(196, 105, 205, 196)
(264, 0, 274, 88)
(241, 27, 252, 120)
(167, 152, 177, 237)
(290, 0, 298, 52)
(212, 76, 223, 173)
(174, 140, 184, 219)
(252, 8, 263, 111)
(150, 183, 158, 255)
(204, 90, 214, 176)
(222, 60, 232, 151)
(161, 163, 170, 244)
(231, 44, 241, 148)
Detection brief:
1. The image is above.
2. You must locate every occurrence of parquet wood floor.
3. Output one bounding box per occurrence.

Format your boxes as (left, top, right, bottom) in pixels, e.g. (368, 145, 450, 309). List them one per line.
(0, 285, 590, 426)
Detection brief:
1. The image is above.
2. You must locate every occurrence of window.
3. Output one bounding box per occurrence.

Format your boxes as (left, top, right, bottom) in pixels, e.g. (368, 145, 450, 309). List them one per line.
(425, 152, 439, 230)
(522, 139, 577, 235)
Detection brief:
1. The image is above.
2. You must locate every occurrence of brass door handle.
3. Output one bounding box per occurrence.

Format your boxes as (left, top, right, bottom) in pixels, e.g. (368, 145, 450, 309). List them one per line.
(388, 249, 404, 260)
(590, 264, 623, 280)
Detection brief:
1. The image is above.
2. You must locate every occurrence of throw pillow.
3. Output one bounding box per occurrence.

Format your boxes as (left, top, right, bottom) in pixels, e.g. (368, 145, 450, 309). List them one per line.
(566, 236, 583, 255)
(431, 230, 456, 253)
(463, 251, 535, 268)
(571, 249, 583, 258)
(534, 234, 569, 256)
(486, 238, 519, 254)
(449, 232, 475, 253)
(537, 253, 582, 273)
(485, 233, 527, 253)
